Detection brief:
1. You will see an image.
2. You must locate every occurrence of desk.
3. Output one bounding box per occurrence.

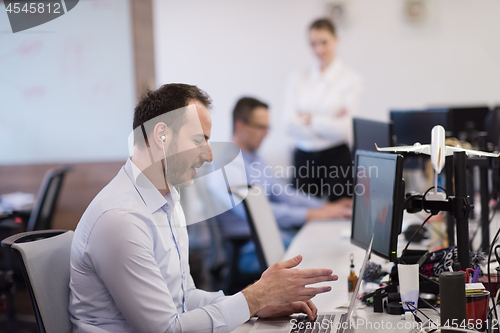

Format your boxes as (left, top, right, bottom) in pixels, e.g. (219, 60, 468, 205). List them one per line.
(0, 209, 30, 230)
(235, 220, 438, 333)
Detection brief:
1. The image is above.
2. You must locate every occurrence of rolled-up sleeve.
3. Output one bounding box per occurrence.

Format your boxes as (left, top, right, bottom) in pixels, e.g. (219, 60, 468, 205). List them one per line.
(87, 209, 250, 333)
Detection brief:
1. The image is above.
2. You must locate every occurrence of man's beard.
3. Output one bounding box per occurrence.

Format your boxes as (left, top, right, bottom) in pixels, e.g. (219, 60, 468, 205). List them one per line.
(164, 139, 193, 187)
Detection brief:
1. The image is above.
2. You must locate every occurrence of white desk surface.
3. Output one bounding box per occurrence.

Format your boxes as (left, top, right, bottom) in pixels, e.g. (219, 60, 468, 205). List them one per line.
(234, 220, 438, 333)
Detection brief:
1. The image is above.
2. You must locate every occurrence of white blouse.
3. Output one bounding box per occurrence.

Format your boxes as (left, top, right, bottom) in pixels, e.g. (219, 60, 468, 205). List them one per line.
(285, 59, 363, 152)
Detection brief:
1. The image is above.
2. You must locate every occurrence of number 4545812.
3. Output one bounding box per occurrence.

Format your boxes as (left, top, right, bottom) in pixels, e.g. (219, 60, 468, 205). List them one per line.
(5, 2, 62, 14)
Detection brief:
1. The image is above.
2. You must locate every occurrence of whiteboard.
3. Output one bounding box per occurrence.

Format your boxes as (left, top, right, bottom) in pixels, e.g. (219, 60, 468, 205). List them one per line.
(0, 0, 135, 165)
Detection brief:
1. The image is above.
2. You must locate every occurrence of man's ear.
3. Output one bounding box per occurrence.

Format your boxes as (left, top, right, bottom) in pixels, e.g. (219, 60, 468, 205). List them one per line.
(234, 120, 245, 134)
(153, 122, 172, 149)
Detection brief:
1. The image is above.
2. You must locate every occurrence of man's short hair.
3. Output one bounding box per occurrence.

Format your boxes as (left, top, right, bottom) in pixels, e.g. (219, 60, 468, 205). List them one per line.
(309, 18, 336, 36)
(232, 97, 269, 134)
(133, 83, 212, 146)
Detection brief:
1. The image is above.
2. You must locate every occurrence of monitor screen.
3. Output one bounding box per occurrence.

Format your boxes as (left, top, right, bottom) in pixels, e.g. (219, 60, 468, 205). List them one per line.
(351, 151, 404, 261)
(390, 109, 448, 145)
(447, 106, 490, 140)
(485, 107, 500, 149)
(353, 118, 393, 153)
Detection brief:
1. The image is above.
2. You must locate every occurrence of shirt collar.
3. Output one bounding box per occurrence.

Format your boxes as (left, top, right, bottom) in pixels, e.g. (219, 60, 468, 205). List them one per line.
(312, 58, 343, 80)
(124, 158, 180, 214)
(241, 149, 257, 161)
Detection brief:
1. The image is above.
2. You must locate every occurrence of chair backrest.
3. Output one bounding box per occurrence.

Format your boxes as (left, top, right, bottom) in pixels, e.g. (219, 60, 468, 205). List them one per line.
(238, 185, 285, 270)
(2, 230, 74, 333)
(27, 165, 72, 232)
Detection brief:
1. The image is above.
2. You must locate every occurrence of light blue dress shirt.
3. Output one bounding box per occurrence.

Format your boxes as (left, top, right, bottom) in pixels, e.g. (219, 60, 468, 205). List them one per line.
(207, 150, 324, 272)
(209, 150, 324, 237)
(69, 158, 250, 332)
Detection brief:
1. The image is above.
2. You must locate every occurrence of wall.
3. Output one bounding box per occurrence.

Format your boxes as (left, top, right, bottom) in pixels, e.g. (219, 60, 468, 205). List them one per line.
(0, 0, 136, 165)
(153, 0, 500, 170)
(0, 161, 123, 230)
(0, 0, 158, 232)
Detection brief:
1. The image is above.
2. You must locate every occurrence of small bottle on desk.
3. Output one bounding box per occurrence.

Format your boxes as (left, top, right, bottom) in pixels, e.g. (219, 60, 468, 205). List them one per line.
(348, 254, 358, 300)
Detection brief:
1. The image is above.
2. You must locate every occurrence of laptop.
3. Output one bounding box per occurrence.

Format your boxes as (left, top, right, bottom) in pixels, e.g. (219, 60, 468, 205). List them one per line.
(248, 236, 374, 333)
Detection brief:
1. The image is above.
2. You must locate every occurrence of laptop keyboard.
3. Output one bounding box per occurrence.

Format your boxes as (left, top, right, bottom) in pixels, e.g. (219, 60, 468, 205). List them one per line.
(290, 314, 343, 333)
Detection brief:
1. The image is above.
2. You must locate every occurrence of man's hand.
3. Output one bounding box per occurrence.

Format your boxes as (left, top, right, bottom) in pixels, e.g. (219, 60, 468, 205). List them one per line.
(335, 197, 353, 208)
(242, 255, 337, 317)
(256, 300, 318, 321)
(307, 201, 352, 221)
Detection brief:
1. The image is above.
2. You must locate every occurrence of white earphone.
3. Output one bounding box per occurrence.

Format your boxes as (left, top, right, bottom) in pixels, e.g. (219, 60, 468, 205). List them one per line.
(160, 133, 186, 312)
(161, 135, 168, 176)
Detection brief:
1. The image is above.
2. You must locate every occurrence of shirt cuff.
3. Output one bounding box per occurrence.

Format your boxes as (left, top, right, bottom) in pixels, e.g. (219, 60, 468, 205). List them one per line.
(215, 292, 250, 331)
(308, 196, 325, 209)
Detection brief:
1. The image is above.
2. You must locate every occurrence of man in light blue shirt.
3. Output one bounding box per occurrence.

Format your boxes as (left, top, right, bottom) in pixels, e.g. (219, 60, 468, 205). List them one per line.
(208, 97, 352, 272)
(69, 84, 338, 332)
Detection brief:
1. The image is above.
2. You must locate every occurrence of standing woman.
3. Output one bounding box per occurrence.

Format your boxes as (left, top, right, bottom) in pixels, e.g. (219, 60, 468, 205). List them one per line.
(285, 18, 363, 202)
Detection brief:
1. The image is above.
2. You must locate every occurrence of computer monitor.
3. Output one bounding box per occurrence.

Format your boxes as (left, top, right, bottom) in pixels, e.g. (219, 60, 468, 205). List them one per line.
(390, 108, 448, 145)
(447, 106, 490, 141)
(351, 151, 405, 262)
(353, 118, 394, 153)
(484, 107, 500, 149)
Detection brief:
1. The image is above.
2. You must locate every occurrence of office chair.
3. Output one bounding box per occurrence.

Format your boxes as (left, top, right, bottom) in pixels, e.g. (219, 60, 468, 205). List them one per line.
(198, 216, 254, 293)
(210, 219, 256, 295)
(0, 165, 71, 331)
(0, 165, 72, 232)
(1, 229, 74, 333)
(184, 167, 255, 294)
(203, 182, 260, 295)
(26, 165, 72, 232)
(237, 185, 285, 271)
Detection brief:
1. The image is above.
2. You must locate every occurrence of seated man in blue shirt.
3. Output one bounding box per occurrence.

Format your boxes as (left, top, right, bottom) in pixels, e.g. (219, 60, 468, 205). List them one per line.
(208, 97, 352, 273)
(69, 84, 337, 332)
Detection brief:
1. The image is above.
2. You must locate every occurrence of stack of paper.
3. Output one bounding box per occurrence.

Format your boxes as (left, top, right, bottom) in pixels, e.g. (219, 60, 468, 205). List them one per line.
(465, 283, 486, 295)
(0, 192, 35, 211)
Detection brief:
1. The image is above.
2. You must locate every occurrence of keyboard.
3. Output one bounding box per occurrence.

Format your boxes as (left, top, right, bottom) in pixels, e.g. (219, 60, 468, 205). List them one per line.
(290, 313, 346, 333)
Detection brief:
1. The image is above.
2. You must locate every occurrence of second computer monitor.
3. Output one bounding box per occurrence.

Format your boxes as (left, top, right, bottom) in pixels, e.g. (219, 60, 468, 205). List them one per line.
(485, 107, 500, 149)
(351, 151, 405, 262)
(447, 106, 490, 140)
(353, 118, 393, 153)
(390, 109, 448, 145)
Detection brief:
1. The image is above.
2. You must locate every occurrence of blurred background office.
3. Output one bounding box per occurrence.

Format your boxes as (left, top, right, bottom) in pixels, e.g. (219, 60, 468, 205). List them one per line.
(156, 0, 500, 170)
(1, 0, 500, 332)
